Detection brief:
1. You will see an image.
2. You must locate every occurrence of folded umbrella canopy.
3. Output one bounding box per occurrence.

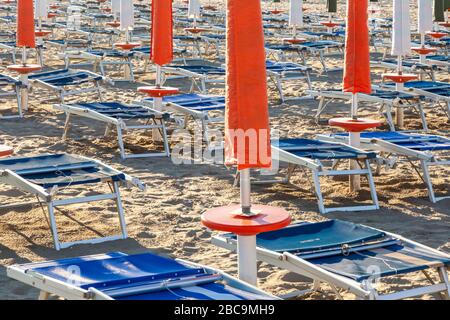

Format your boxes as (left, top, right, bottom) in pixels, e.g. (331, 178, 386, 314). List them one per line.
(120, 0, 134, 31)
(17, 0, 36, 48)
(188, 0, 201, 18)
(35, 0, 48, 20)
(225, 0, 271, 170)
(392, 0, 411, 57)
(151, 0, 173, 66)
(434, 0, 450, 22)
(419, 0, 433, 34)
(327, 0, 337, 13)
(289, 0, 303, 28)
(343, 0, 371, 97)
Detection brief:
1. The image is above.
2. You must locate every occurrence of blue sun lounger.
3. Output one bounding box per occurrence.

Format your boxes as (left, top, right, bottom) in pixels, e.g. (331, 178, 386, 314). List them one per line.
(142, 93, 225, 150)
(318, 131, 450, 203)
(258, 138, 380, 214)
(29, 68, 106, 102)
(161, 61, 311, 102)
(383, 80, 450, 119)
(0, 74, 21, 119)
(0, 153, 144, 250)
(213, 219, 450, 300)
(7, 252, 276, 300)
(54, 102, 171, 159)
(63, 49, 135, 81)
(307, 87, 426, 130)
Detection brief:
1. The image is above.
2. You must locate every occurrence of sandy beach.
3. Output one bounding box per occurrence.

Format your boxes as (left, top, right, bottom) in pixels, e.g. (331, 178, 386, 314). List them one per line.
(0, 0, 449, 300)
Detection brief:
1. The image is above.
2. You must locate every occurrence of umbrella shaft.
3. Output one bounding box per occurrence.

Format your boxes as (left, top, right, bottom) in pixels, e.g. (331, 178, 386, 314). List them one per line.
(240, 168, 251, 213)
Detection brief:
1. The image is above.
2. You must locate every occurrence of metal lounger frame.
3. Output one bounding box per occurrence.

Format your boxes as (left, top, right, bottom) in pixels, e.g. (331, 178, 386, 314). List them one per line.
(0, 155, 145, 250)
(54, 103, 170, 159)
(318, 133, 450, 203)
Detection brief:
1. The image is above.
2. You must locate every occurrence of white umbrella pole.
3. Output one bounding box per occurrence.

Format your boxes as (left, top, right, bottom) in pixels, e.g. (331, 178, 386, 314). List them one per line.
(237, 168, 257, 286)
(349, 93, 360, 192)
(153, 64, 163, 140)
(396, 55, 404, 127)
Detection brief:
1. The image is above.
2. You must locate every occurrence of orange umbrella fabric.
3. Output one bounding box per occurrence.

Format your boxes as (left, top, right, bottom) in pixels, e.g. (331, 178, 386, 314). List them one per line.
(151, 0, 173, 65)
(17, 0, 36, 48)
(343, 0, 371, 94)
(224, 0, 272, 170)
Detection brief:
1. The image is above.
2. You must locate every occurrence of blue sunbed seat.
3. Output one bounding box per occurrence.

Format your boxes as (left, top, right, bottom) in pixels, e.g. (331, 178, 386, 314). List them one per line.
(170, 64, 226, 75)
(8, 252, 273, 300)
(220, 219, 450, 288)
(266, 61, 311, 72)
(278, 138, 376, 160)
(29, 69, 103, 86)
(400, 80, 450, 90)
(0, 153, 125, 188)
(0, 74, 20, 86)
(0, 153, 143, 250)
(67, 102, 170, 120)
(427, 55, 449, 62)
(86, 49, 134, 58)
(147, 93, 225, 111)
(299, 40, 343, 49)
(343, 131, 450, 152)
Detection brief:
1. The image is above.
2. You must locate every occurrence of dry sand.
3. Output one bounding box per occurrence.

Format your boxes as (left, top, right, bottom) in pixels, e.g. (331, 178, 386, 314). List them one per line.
(0, 0, 449, 300)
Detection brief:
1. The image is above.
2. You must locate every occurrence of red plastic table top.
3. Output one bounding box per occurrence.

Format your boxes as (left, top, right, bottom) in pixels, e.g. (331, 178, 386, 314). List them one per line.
(7, 64, 42, 74)
(201, 204, 291, 236)
(320, 21, 340, 28)
(184, 27, 209, 34)
(0, 145, 13, 157)
(204, 5, 217, 11)
(427, 31, 447, 39)
(329, 117, 383, 132)
(47, 13, 57, 18)
(269, 10, 284, 14)
(115, 42, 141, 50)
(107, 21, 121, 27)
(439, 22, 450, 28)
(283, 38, 307, 44)
(137, 86, 180, 98)
(382, 73, 418, 83)
(35, 30, 52, 37)
(411, 47, 437, 55)
(49, 4, 59, 9)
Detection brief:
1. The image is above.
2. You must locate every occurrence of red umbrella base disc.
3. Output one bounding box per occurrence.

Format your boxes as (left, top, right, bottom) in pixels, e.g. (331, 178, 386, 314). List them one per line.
(382, 73, 418, 83)
(329, 117, 383, 132)
(7, 64, 42, 74)
(411, 47, 437, 55)
(0, 145, 13, 157)
(137, 86, 180, 98)
(201, 204, 291, 236)
(115, 42, 141, 50)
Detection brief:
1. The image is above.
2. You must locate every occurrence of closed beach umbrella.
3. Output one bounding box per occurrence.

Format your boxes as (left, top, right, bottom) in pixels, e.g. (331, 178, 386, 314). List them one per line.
(225, 0, 271, 172)
(289, 0, 303, 28)
(188, 0, 201, 18)
(120, 0, 134, 31)
(17, 0, 36, 49)
(434, 0, 450, 22)
(151, 0, 173, 67)
(111, 0, 120, 14)
(419, 0, 433, 33)
(327, 0, 337, 13)
(35, 0, 48, 19)
(343, 0, 371, 100)
(392, 0, 411, 57)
